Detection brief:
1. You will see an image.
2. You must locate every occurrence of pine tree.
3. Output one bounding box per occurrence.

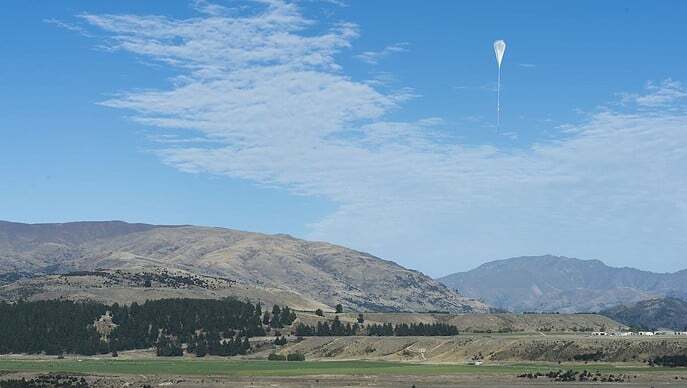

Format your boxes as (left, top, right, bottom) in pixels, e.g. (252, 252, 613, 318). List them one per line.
(240, 336, 250, 355)
(270, 305, 283, 328)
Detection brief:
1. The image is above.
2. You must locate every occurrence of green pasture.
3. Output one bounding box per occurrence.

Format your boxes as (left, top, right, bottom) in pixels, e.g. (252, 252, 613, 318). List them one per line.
(0, 358, 682, 377)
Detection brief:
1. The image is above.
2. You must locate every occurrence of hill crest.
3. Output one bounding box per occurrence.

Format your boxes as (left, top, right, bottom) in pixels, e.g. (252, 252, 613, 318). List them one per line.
(437, 255, 687, 313)
(0, 220, 487, 313)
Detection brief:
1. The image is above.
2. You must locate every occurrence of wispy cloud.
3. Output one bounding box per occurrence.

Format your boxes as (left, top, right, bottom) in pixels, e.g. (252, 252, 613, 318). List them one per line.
(145, 133, 221, 145)
(190, 0, 230, 15)
(453, 83, 496, 92)
(44, 18, 94, 37)
(307, 0, 348, 6)
(76, 0, 687, 275)
(620, 79, 687, 108)
(519, 63, 536, 68)
(355, 43, 409, 65)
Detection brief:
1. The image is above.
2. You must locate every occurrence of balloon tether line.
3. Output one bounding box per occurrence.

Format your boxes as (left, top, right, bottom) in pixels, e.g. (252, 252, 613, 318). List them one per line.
(496, 64, 501, 130)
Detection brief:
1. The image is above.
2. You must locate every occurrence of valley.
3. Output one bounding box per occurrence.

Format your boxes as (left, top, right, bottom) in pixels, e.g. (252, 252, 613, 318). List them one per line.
(2, 221, 687, 386)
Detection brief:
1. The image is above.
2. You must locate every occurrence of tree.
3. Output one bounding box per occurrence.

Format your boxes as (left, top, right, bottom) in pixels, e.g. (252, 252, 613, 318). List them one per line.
(335, 304, 343, 314)
(280, 306, 297, 326)
(156, 336, 182, 357)
(195, 338, 208, 357)
(294, 323, 313, 337)
(240, 336, 251, 355)
(262, 312, 271, 326)
(331, 316, 344, 336)
(357, 314, 364, 324)
(315, 309, 324, 317)
(273, 336, 287, 346)
(271, 305, 283, 328)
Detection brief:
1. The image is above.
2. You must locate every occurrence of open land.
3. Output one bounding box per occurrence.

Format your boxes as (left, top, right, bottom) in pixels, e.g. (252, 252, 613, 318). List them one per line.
(3, 330, 687, 387)
(1, 358, 687, 387)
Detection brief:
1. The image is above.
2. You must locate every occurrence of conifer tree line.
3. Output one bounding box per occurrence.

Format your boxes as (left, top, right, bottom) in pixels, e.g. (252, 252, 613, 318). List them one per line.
(0, 299, 460, 356)
(261, 304, 297, 328)
(367, 322, 459, 336)
(0, 299, 293, 356)
(294, 318, 459, 337)
(294, 317, 361, 336)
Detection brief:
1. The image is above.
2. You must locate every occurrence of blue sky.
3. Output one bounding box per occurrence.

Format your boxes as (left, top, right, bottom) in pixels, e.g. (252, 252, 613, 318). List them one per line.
(1, 1, 686, 276)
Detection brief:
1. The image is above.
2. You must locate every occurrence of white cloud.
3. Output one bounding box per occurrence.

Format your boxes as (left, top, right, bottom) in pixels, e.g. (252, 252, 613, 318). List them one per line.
(79, 1, 687, 275)
(621, 79, 687, 108)
(190, 0, 229, 16)
(355, 43, 409, 65)
(44, 18, 94, 37)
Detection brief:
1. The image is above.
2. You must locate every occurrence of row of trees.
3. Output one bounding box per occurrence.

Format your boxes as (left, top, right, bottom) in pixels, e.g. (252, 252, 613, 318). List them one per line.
(649, 355, 687, 367)
(294, 319, 459, 337)
(261, 305, 296, 328)
(295, 318, 362, 336)
(184, 332, 251, 357)
(0, 298, 271, 355)
(0, 300, 108, 355)
(367, 322, 459, 336)
(1, 299, 463, 355)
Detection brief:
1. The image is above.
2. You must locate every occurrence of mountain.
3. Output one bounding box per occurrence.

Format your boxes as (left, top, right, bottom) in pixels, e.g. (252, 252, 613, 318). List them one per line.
(0, 220, 487, 313)
(437, 255, 687, 313)
(600, 297, 687, 331)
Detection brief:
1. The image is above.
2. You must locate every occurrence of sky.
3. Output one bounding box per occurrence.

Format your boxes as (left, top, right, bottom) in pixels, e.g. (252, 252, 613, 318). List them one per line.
(1, 1, 686, 277)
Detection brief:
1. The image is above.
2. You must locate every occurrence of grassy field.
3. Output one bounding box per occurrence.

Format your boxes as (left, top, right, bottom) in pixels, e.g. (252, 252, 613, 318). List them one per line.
(0, 359, 682, 377)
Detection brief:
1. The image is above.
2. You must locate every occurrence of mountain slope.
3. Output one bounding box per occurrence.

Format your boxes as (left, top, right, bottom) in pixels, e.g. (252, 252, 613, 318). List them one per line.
(437, 255, 687, 313)
(600, 297, 687, 331)
(0, 220, 177, 274)
(0, 221, 487, 313)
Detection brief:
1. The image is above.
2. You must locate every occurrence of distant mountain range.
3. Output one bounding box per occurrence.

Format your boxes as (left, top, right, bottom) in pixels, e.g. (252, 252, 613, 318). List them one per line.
(437, 255, 687, 313)
(0, 220, 487, 313)
(601, 297, 687, 331)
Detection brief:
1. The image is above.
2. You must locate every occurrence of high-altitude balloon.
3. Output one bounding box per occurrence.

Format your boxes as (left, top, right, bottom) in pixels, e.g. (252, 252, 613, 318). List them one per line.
(494, 40, 506, 68)
(493, 40, 506, 127)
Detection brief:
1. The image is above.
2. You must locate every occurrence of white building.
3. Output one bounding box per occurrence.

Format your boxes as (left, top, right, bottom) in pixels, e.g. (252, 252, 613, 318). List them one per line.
(613, 332, 632, 336)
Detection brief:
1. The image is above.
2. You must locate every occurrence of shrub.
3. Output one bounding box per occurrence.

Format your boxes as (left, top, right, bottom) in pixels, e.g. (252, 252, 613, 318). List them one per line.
(287, 352, 305, 361)
(650, 355, 687, 367)
(267, 352, 286, 361)
(573, 352, 604, 362)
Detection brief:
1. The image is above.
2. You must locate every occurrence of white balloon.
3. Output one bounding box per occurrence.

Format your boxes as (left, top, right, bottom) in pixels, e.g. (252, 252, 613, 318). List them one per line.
(493, 40, 506, 128)
(493, 40, 506, 68)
